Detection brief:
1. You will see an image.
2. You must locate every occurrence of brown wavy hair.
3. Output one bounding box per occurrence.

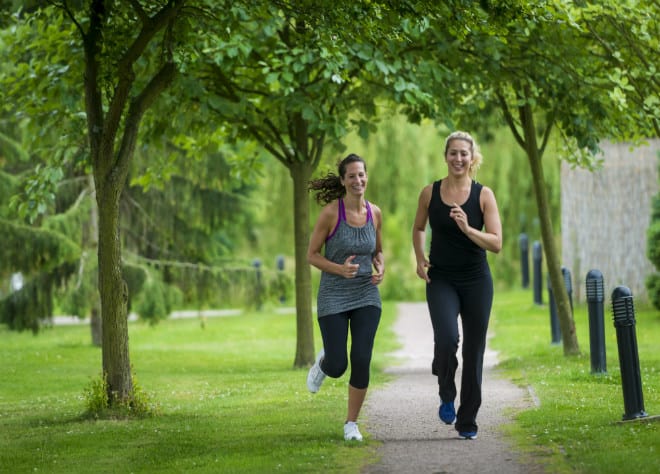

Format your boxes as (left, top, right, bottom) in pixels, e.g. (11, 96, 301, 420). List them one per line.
(309, 153, 367, 205)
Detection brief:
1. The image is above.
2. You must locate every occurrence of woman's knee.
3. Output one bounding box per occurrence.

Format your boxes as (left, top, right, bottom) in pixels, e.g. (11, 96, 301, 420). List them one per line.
(322, 358, 348, 378)
(434, 332, 459, 353)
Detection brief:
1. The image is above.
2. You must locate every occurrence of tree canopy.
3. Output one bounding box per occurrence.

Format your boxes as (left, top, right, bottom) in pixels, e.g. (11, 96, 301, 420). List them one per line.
(1, 0, 658, 405)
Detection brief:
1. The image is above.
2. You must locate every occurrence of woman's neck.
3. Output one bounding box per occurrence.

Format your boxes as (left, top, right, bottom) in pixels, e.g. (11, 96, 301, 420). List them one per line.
(443, 175, 471, 189)
(343, 194, 365, 212)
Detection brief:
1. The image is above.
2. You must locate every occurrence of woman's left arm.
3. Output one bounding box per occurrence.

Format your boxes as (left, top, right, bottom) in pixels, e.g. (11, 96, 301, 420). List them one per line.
(465, 186, 502, 253)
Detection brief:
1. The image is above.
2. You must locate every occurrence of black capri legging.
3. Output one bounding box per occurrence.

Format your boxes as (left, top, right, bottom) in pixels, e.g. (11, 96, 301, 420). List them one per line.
(317, 305, 381, 389)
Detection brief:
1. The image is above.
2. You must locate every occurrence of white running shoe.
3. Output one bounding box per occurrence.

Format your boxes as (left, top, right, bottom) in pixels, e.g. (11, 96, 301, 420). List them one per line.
(344, 421, 363, 441)
(306, 349, 326, 393)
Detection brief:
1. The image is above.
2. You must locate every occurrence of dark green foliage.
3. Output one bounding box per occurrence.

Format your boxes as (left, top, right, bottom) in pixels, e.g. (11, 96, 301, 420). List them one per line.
(0, 218, 80, 277)
(645, 153, 660, 311)
(58, 253, 97, 319)
(123, 263, 148, 307)
(163, 263, 292, 311)
(646, 273, 660, 312)
(133, 271, 182, 326)
(0, 262, 76, 333)
(0, 170, 19, 213)
(0, 218, 80, 332)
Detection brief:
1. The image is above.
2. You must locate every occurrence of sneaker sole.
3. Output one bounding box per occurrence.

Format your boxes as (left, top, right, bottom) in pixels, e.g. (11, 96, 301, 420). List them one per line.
(306, 349, 325, 393)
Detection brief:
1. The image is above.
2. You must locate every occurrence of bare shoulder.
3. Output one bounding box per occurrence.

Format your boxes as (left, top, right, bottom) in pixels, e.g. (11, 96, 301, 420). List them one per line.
(480, 185, 497, 202)
(418, 182, 434, 204)
(319, 199, 339, 216)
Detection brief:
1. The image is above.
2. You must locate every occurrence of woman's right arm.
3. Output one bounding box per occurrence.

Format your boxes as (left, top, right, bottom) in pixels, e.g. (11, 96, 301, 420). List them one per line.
(412, 184, 432, 282)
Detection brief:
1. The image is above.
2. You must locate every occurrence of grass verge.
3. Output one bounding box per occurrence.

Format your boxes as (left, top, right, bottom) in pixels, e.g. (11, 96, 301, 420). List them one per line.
(0, 302, 398, 473)
(2, 292, 657, 473)
(491, 289, 660, 474)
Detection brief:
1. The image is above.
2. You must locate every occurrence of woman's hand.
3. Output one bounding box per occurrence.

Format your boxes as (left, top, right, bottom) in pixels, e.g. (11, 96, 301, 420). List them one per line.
(416, 259, 431, 283)
(450, 202, 469, 234)
(371, 254, 384, 285)
(342, 255, 360, 278)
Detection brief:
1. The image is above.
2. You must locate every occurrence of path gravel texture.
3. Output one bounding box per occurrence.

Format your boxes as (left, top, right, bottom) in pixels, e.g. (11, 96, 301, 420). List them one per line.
(362, 302, 546, 474)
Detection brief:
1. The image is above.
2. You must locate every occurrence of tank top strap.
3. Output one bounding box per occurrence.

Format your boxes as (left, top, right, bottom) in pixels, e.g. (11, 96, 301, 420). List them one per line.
(430, 180, 441, 208)
(339, 198, 347, 222)
(326, 198, 345, 242)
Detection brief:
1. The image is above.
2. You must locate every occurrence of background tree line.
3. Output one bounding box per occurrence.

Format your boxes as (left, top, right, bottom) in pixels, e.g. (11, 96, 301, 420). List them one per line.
(0, 0, 657, 409)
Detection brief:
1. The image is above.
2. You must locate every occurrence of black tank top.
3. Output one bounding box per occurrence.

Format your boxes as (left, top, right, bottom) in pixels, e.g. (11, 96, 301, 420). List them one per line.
(428, 179, 488, 280)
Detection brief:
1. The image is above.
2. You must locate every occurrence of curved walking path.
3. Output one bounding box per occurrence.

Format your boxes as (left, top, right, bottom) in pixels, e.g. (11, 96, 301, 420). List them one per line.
(362, 302, 546, 474)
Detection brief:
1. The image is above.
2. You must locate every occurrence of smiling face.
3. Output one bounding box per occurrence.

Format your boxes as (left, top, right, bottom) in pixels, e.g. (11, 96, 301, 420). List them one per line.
(445, 138, 473, 177)
(340, 161, 368, 196)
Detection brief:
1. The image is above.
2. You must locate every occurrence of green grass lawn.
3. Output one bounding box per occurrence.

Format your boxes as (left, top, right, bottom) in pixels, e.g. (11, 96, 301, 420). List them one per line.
(0, 303, 397, 473)
(491, 289, 660, 474)
(1, 292, 658, 473)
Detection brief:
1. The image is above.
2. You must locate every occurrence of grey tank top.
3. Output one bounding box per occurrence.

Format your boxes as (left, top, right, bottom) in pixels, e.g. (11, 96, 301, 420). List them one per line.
(316, 198, 382, 318)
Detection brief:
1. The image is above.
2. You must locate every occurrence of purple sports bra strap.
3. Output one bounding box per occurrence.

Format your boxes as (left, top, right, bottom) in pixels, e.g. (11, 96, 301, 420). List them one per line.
(339, 198, 347, 222)
(326, 198, 345, 241)
(366, 200, 373, 222)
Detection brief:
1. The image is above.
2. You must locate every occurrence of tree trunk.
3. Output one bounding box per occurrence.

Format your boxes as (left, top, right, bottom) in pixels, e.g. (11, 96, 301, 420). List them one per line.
(289, 160, 315, 368)
(80, 0, 180, 405)
(97, 182, 133, 403)
(519, 102, 580, 356)
(89, 174, 102, 347)
(90, 306, 102, 347)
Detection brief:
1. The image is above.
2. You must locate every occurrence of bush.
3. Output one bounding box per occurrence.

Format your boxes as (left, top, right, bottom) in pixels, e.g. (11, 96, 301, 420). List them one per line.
(645, 155, 660, 311)
(83, 371, 157, 419)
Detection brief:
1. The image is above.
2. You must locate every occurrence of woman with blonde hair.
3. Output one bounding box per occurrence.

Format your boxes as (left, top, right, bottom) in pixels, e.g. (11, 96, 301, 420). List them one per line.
(412, 131, 502, 440)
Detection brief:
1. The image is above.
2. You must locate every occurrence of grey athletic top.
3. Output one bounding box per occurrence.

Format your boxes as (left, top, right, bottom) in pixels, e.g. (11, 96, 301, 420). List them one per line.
(316, 198, 382, 318)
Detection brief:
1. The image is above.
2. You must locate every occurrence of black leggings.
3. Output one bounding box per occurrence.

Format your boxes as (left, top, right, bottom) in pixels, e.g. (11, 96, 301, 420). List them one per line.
(317, 305, 381, 390)
(426, 270, 493, 433)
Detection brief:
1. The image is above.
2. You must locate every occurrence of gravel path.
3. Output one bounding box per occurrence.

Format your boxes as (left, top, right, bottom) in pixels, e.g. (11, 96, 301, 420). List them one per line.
(362, 302, 546, 474)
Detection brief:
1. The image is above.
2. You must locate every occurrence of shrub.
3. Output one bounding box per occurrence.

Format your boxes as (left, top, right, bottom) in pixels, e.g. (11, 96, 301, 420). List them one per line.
(83, 371, 157, 419)
(645, 154, 660, 311)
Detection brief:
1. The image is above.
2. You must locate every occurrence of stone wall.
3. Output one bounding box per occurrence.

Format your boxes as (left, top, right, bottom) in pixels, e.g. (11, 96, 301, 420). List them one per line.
(561, 140, 659, 304)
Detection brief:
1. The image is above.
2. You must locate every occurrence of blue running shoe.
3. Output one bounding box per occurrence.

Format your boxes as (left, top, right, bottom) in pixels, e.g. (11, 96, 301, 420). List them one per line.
(458, 431, 478, 440)
(438, 401, 456, 424)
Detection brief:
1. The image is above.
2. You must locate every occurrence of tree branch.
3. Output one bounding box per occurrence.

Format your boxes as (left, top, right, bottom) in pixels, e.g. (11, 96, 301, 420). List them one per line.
(539, 110, 556, 156)
(496, 89, 525, 149)
(82, 0, 106, 172)
(115, 61, 177, 178)
(51, 0, 85, 39)
(104, 0, 184, 159)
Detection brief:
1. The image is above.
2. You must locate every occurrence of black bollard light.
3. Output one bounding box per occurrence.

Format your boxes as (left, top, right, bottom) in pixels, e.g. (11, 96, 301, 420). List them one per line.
(276, 255, 285, 304)
(532, 241, 543, 305)
(611, 286, 647, 421)
(253, 258, 263, 310)
(586, 270, 607, 374)
(547, 275, 561, 345)
(519, 233, 529, 289)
